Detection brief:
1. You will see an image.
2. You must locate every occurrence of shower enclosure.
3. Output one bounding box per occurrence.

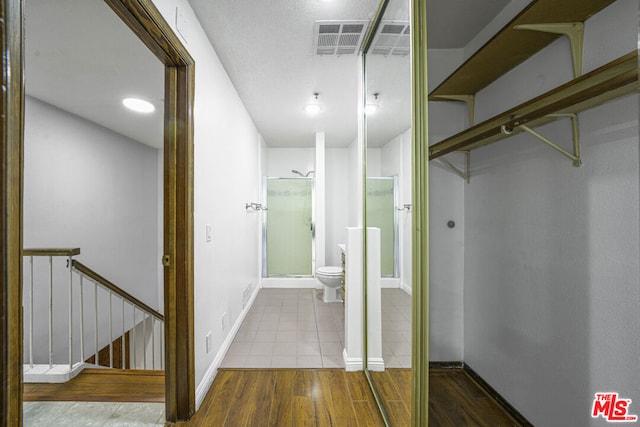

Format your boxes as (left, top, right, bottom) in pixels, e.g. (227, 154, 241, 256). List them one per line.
(366, 176, 399, 277)
(262, 177, 315, 277)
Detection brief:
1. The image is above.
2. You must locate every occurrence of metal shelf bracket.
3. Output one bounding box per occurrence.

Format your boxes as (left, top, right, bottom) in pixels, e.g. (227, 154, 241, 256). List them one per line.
(439, 151, 471, 183)
(507, 113, 582, 167)
(432, 94, 475, 126)
(514, 22, 584, 78)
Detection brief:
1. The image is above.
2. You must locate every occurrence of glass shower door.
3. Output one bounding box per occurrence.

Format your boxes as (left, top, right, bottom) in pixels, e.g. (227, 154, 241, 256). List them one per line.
(366, 177, 398, 277)
(264, 178, 313, 276)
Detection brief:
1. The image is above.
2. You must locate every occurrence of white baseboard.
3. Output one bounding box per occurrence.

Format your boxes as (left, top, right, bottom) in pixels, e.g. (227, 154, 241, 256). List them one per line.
(380, 278, 401, 288)
(195, 283, 260, 410)
(261, 277, 320, 288)
(343, 348, 363, 372)
(401, 281, 412, 295)
(367, 357, 386, 372)
(23, 362, 91, 383)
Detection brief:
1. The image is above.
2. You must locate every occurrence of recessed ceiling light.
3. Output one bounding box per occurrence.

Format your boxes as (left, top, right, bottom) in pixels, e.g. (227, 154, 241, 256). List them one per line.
(365, 92, 379, 115)
(365, 103, 378, 114)
(304, 92, 322, 115)
(304, 104, 322, 115)
(122, 97, 155, 114)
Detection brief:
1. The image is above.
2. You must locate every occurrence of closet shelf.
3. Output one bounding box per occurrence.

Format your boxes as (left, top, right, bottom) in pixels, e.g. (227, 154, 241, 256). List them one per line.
(428, 0, 616, 100)
(429, 51, 638, 161)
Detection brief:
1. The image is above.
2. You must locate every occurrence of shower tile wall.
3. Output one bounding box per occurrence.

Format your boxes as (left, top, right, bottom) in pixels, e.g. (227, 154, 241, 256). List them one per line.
(221, 288, 345, 368)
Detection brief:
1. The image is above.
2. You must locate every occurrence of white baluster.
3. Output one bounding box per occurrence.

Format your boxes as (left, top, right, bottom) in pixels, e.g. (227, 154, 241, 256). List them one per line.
(132, 306, 136, 369)
(151, 317, 155, 370)
(68, 255, 73, 372)
(109, 291, 113, 368)
(48, 256, 53, 368)
(142, 313, 147, 369)
(121, 299, 125, 369)
(160, 322, 164, 370)
(94, 282, 99, 366)
(29, 256, 33, 368)
(80, 274, 84, 363)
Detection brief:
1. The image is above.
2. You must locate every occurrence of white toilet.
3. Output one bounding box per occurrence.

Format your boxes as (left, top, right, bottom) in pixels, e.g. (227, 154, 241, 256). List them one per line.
(316, 266, 343, 303)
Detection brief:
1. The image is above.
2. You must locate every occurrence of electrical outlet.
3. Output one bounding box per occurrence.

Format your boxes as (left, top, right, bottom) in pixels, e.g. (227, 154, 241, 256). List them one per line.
(221, 312, 228, 331)
(205, 331, 212, 353)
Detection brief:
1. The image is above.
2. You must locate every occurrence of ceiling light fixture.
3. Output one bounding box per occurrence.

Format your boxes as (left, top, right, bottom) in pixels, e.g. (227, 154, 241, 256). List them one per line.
(365, 92, 379, 115)
(304, 92, 322, 115)
(122, 97, 155, 114)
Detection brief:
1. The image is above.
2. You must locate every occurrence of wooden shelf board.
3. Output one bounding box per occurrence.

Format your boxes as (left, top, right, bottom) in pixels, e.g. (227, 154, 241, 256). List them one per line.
(429, 51, 638, 160)
(429, 0, 616, 100)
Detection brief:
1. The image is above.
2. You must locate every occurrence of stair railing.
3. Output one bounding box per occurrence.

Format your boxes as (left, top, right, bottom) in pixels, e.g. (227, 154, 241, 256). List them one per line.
(23, 248, 164, 379)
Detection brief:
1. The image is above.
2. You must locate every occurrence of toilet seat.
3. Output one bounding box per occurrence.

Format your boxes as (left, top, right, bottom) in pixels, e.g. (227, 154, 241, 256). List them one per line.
(316, 266, 342, 276)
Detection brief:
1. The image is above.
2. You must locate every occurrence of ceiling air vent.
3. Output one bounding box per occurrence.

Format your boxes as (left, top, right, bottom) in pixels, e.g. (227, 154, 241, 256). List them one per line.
(313, 20, 370, 55)
(370, 21, 410, 56)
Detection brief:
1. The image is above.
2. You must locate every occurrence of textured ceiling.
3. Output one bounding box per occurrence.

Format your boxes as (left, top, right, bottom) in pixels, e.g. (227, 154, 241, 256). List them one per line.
(25, 0, 512, 150)
(189, 0, 512, 147)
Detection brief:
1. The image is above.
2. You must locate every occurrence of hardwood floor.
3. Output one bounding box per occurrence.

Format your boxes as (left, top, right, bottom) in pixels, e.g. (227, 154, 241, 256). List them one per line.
(24, 367, 525, 426)
(372, 368, 522, 426)
(185, 368, 523, 426)
(371, 369, 412, 426)
(186, 369, 384, 426)
(23, 369, 164, 403)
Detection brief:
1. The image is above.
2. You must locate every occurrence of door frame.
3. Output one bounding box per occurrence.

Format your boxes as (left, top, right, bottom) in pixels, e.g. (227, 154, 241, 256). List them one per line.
(0, 0, 196, 423)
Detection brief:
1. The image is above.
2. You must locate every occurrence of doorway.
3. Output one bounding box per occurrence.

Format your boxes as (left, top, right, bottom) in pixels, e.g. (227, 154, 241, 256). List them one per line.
(0, 0, 195, 424)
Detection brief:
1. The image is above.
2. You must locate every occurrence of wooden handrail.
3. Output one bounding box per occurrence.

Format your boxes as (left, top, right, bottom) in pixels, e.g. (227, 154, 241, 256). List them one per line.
(72, 260, 164, 322)
(23, 248, 81, 257)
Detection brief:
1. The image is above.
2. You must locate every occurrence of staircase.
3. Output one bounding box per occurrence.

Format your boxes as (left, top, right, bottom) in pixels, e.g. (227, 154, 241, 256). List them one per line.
(22, 248, 164, 383)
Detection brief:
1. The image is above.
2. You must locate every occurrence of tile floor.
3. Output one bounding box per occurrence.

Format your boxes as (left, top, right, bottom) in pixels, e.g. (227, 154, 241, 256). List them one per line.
(221, 287, 412, 369)
(381, 288, 412, 368)
(221, 288, 345, 368)
(23, 401, 165, 426)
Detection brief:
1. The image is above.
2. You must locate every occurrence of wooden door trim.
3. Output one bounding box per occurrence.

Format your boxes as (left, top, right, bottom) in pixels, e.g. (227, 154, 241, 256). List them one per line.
(0, 0, 25, 425)
(0, 0, 195, 423)
(103, 0, 196, 422)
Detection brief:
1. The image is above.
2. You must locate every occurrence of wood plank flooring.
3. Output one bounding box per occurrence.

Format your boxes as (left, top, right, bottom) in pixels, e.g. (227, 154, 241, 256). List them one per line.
(186, 369, 384, 426)
(431, 369, 520, 426)
(24, 367, 524, 426)
(186, 368, 523, 426)
(23, 369, 164, 403)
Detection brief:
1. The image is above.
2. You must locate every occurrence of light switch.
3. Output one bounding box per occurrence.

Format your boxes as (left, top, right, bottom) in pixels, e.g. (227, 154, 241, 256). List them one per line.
(205, 224, 212, 243)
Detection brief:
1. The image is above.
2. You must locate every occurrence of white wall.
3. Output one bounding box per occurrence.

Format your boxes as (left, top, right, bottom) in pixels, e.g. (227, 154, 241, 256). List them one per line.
(367, 147, 382, 177)
(347, 137, 359, 227)
(463, 1, 639, 425)
(24, 97, 160, 305)
(427, 49, 465, 92)
(326, 148, 349, 266)
(151, 0, 263, 401)
(266, 148, 315, 177)
(23, 96, 161, 361)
